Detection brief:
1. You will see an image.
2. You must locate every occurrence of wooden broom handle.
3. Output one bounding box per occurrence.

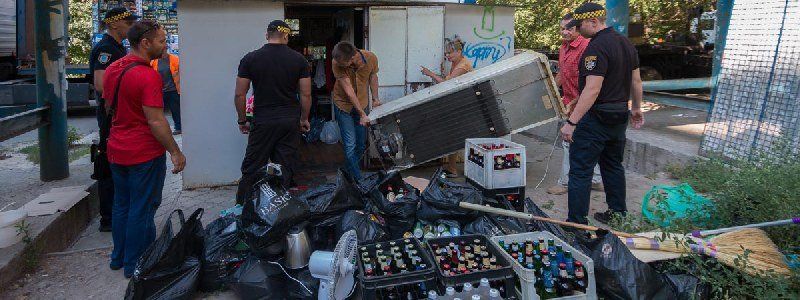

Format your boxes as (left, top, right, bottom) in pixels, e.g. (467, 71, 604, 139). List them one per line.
(459, 202, 641, 238)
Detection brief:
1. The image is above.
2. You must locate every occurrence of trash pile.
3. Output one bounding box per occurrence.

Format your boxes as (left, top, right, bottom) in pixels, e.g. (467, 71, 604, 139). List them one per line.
(122, 164, 714, 300)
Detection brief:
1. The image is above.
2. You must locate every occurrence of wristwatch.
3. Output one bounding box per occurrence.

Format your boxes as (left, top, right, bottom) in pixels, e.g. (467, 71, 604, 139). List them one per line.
(566, 119, 578, 126)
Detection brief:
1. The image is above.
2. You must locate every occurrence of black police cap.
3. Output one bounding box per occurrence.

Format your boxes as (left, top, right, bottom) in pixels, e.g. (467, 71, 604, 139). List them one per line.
(573, 2, 606, 21)
(103, 7, 139, 24)
(267, 20, 291, 34)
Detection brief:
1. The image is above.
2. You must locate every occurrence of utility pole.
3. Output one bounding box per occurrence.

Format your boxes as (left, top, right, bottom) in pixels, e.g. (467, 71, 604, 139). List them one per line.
(605, 0, 630, 36)
(34, 0, 69, 181)
(711, 0, 734, 104)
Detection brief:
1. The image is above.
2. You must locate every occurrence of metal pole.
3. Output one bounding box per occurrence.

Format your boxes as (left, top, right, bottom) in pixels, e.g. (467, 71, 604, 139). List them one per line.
(642, 77, 712, 91)
(34, 0, 69, 181)
(711, 0, 734, 106)
(605, 0, 630, 36)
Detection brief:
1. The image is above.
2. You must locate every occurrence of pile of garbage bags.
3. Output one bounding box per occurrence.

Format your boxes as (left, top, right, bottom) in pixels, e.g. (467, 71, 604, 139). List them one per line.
(124, 164, 710, 300)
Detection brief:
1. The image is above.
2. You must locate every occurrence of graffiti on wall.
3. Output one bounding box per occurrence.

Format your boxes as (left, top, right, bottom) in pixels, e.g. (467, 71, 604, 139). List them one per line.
(463, 5, 513, 68)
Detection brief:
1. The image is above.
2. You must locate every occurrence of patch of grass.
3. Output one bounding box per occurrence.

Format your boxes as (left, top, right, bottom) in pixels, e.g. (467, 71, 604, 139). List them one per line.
(607, 213, 658, 234)
(67, 126, 81, 146)
(15, 220, 40, 271)
(69, 145, 90, 162)
(19, 145, 40, 164)
(540, 199, 555, 210)
(18, 144, 90, 164)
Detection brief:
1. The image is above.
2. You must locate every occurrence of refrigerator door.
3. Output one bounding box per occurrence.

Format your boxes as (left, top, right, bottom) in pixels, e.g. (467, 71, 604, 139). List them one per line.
(369, 51, 562, 168)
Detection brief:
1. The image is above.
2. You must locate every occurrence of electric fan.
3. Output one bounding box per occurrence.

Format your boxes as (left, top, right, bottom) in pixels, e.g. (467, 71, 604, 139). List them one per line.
(309, 230, 358, 300)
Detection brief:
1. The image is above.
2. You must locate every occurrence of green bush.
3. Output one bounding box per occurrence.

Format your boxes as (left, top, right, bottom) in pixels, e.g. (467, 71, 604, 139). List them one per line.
(68, 0, 93, 65)
(671, 154, 800, 250)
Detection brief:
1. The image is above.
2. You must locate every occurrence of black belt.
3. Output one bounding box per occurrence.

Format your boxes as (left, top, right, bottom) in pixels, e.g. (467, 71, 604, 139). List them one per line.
(592, 101, 628, 112)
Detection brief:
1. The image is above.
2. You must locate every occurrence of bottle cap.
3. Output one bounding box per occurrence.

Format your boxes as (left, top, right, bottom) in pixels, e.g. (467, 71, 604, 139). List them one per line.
(428, 290, 438, 299)
(471, 295, 481, 300)
(463, 283, 473, 291)
(480, 278, 490, 287)
(489, 289, 500, 297)
(446, 286, 456, 295)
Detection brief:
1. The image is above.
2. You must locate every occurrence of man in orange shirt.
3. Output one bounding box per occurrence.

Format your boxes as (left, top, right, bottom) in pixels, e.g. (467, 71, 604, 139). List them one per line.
(331, 41, 381, 179)
(548, 13, 603, 195)
(151, 47, 181, 134)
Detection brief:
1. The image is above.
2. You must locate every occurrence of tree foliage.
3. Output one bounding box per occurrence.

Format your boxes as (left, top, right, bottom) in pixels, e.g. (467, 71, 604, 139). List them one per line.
(68, 0, 93, 65)
(483, 0, 715, 51)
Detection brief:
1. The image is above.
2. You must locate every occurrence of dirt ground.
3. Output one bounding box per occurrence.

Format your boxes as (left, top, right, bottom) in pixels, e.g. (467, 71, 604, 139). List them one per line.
(0, 133, 676, 299)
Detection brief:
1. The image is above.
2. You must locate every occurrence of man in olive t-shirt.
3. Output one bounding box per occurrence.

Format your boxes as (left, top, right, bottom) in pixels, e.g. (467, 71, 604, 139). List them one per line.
(331, 41, 381, 179)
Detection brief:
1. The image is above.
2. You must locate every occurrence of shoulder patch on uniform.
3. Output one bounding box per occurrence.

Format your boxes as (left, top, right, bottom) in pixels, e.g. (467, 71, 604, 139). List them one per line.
(584, 56, 597, 71)
(98, 52, 111, 64)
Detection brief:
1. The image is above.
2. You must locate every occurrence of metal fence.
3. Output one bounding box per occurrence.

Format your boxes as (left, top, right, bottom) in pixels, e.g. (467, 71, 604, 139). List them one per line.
(702, 0, 800, 160)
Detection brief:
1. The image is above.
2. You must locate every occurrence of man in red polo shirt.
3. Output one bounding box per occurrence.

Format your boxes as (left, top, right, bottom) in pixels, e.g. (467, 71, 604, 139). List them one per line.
(548, 13, 602, 195)
(102, 20, 185, 278)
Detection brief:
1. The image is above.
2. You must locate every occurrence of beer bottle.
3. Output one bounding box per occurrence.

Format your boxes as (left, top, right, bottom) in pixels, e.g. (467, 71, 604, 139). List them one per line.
(541, 271, 558, 299)
(574, 261, 587, 293)
(556, 263, 573, 296)
(565, 250, 575, 274)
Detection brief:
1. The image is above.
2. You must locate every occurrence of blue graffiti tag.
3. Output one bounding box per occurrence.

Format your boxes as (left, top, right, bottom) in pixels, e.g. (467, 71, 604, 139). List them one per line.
(464, 41, 507, 68)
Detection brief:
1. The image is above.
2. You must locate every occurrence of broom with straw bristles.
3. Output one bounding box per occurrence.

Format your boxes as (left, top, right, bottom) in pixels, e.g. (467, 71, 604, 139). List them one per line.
(457, 203, 792, 276)
(621, 228, 791, 276)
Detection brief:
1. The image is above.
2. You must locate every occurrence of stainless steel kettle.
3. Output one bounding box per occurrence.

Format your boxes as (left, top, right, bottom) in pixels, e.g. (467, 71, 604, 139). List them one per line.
(285, 226, 311, 269)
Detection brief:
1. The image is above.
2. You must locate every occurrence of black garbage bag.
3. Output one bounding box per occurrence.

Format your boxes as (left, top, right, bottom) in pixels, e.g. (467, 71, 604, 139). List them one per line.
(417, 168, 482, 225)
(240, 170, 310, 257)
(299, 169, 364, 221)
(665, 274, 709, 300)
(463, 213, 526, 236)
(287, 268, 320, 300)
(356, 171, 383, 195)
(229, 256, 288, 299)
(125, 209, 205, 300)
(229, 256, 319, 300)
(337, 210, 389, 245)
(307, 214, 342, 251)
(200, 215, 248, 292)
(578, 232, 688, 299)
(365, 171, 420, 239)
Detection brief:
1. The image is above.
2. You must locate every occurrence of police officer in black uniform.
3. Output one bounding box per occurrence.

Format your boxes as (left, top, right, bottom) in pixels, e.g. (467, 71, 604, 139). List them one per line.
(560, 2, 645, 225)
(89, 7, 138, 232)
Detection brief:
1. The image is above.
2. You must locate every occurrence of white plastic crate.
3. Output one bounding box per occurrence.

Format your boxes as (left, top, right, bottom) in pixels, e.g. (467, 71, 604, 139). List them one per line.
(490, 232, 598, 300)
(464, 138, 526, 190)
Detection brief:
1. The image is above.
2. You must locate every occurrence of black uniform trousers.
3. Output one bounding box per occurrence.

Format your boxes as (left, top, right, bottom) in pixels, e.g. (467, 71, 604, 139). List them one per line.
(96, 99, 114, 226)
(235, 117, 300, 204)
(567, 108, 628, 224)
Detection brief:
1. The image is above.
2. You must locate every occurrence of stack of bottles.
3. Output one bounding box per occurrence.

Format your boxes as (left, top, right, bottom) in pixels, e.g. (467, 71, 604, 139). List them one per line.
(426, 278, 503, 299)
(429, 239, 503, 276)
(360, 239, 429, 277)
(467, 148, 486, 167)
(412, 221, 461, 240)
(382, 184, 412, 203)
(492, 154, 522, 171)
(496, 238, 588, 298)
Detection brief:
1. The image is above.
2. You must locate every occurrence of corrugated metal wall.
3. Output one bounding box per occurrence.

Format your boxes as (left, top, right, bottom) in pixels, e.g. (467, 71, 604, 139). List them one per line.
(0, 0, 14, 57)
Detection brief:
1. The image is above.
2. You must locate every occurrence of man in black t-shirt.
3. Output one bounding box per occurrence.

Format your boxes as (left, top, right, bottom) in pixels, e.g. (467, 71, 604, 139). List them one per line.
(234, 20, 312, 204)
(88, 7, 137, 232)
(560, 2, 645, 225)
